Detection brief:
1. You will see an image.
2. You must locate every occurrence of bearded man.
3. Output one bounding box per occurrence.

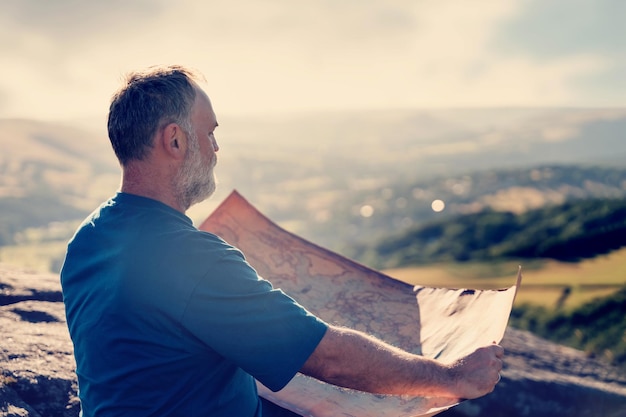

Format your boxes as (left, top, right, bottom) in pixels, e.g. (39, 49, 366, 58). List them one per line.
(61, 65, 503, 417)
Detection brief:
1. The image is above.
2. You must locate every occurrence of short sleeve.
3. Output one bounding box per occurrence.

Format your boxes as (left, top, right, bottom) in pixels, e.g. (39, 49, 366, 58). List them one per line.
(180, 246, 328, 391)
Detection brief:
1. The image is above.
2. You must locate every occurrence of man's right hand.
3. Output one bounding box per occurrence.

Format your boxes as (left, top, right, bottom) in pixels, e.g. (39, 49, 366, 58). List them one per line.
(446, 344, 504, 400)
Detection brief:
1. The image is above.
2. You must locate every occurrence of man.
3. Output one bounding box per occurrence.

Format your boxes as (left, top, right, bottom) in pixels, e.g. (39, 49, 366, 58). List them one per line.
(61, 65, 503, 417)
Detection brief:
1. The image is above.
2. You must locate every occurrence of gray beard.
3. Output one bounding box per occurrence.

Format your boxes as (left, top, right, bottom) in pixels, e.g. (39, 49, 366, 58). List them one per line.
(174, 135, 217, 210)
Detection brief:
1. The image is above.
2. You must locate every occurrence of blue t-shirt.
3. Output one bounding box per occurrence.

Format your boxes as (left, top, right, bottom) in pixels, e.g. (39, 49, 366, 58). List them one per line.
(61, 193, 328, 417)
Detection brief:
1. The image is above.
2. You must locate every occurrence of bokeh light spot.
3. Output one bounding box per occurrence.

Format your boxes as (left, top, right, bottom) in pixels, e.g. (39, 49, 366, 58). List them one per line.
(431, 199, 445, 212)
(360, 205, 374, 217)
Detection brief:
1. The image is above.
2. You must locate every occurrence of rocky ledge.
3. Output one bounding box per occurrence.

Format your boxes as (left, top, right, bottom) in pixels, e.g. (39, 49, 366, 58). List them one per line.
(1, 263, 625, 417)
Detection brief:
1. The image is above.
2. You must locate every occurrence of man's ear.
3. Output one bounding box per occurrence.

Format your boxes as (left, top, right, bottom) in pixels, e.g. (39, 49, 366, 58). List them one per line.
(160, 122, 186, 160)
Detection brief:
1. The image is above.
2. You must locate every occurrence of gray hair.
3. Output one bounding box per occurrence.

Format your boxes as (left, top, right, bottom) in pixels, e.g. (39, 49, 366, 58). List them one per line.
(107, 65, 202, 165)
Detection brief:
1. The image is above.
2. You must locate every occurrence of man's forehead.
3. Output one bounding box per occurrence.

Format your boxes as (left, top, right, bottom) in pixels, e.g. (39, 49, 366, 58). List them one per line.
(193, 85, 210, 105)
(192, 89, 217, 125)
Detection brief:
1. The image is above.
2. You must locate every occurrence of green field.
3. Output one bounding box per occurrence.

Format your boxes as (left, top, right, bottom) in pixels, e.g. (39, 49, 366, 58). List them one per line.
(383, 248, 626, 311)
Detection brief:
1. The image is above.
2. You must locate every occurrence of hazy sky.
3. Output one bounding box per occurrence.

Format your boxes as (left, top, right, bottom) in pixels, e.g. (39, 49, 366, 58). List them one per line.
(1, 0, 624, 122)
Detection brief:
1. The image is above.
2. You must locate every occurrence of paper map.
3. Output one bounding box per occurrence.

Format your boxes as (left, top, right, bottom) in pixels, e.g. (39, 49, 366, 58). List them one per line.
(199, 190, 521, 417)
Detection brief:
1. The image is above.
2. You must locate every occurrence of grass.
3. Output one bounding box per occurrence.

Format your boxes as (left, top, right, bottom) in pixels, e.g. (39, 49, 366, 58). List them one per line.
(383, 248, 626, 310)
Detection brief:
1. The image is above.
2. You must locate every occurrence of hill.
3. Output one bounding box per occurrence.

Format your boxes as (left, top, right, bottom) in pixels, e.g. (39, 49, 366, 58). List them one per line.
(2, 108, 626, 271)
(347, 197, 626, 269)
(0, 119, 118, 201)
(216, 108, 626, 248)
(315, 165, 626, 255)
(0, 119, 119, 247)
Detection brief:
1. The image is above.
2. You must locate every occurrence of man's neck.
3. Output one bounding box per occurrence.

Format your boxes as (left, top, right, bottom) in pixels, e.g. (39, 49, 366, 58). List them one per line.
(120, 163, 187, 214)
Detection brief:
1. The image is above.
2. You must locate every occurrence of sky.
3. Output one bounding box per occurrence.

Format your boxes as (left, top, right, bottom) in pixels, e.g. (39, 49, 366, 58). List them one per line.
(1, 0, 624, 123)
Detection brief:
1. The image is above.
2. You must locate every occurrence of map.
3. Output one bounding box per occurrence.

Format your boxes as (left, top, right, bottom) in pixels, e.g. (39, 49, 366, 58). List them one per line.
(199, 190, 521, 417)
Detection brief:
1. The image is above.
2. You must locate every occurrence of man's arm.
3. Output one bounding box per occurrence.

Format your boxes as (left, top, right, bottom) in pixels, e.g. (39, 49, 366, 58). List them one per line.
(300, 325, 503, 400)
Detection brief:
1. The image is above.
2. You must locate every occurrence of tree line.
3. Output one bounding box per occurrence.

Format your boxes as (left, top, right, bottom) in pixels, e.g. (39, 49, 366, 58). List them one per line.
(511, 286, 626, 369)
(348, 197, 626, 269)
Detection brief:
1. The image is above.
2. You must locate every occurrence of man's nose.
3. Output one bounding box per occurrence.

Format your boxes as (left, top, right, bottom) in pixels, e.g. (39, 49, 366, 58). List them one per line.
(212, 136, 219, 152)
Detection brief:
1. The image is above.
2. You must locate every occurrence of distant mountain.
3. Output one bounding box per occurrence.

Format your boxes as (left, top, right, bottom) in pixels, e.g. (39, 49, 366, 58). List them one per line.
(0, 119, 120, 248)
(218, 107, 626, 187)
(0, 119, 119, 210)
(305, 164, 626, 256)
(213, 108, 626, 245)
(1, 108, 626, 270)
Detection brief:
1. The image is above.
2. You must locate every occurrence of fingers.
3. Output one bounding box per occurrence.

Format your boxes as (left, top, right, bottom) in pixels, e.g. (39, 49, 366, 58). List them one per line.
(490, 341, 505, 358)
(447, 344, 506, 399)
(488, 344, 504, 385)
(493, 345, 505, 359)
(481, 344, 504, 388)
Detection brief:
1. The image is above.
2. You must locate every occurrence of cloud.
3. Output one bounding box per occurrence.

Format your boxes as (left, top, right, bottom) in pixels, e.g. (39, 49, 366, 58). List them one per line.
(1, 0, 164, 41)
(0, 0, 623, 122)
(0, 0, 431, 119)
(493, 0, 626, 57)
(491, 0, 626, 105)
(0, 0, 169, 120)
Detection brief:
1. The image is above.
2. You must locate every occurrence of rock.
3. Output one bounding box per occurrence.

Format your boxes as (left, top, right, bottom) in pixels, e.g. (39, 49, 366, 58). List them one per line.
(1, 263, 625, 417)
(0, 264, 79, 417)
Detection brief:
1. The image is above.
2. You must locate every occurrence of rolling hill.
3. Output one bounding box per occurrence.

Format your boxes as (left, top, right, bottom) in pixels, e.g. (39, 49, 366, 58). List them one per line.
(1, 108, 626, 270)
(346, 197, 626, 269)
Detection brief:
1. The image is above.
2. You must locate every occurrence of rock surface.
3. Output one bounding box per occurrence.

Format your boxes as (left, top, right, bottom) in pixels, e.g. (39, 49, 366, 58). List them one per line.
(1, 263, 625, 417)
(0, 264, 78, 417)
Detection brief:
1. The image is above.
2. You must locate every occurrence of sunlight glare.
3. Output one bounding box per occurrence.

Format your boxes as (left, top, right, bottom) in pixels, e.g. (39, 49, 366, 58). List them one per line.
(431, 199, 445, 212)
(360, 205, 374, 218)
